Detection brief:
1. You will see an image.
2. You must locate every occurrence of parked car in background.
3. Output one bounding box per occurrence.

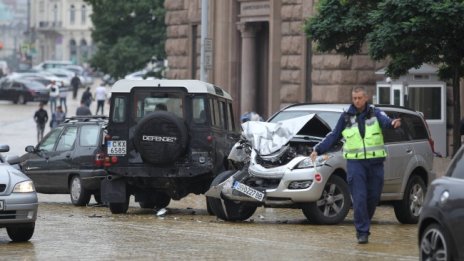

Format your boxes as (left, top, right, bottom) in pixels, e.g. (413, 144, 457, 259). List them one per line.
(0, 78, 49, 104)
(33, 60, 73, 70)
(207, 104, 436, 224)
(124, 70, 156, 80)
(44, 68, 73, 87)
(418, 145, 464, 260)
(0, 144, 38, 242)
(20, 116, 108, 206)
(63, 64, 94, 87)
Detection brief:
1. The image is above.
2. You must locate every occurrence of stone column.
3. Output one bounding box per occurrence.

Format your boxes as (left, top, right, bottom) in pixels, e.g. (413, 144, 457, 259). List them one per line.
(238, 23, 259, 114)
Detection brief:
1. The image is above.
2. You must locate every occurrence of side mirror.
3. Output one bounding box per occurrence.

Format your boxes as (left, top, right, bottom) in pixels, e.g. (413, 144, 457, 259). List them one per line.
(0, 144, 10, 153)
(6, 155, 20, 165)
(25, 145, 36, 153)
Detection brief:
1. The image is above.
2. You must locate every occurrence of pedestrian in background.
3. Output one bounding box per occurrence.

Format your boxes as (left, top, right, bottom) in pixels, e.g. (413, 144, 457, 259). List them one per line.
(50, 105, 66, 128)
(59, 81, 68, 114)
(310, 86, 401, 244)
(95, 83, 107, 115)
(81, 86, 93, 108)
(47, 80, 60, 113)
(71, 73, 81, 100)
(76, 101, 92, 116)
(34, 102, 48, 142)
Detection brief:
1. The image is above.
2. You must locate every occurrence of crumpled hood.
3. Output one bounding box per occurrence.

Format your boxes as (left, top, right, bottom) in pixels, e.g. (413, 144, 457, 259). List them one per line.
(241, 114, 331, 155)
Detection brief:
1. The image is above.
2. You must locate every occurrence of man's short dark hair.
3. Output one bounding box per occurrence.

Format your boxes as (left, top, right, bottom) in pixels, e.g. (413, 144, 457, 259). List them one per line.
(352, 86, 368, 95)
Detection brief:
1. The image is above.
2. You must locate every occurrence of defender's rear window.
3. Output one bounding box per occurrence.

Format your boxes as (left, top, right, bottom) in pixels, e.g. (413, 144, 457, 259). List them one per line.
(134, 93, 184, 119)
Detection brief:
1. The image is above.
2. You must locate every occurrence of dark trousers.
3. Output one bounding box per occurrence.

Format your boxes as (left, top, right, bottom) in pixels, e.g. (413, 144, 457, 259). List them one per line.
(72, 85, 78, 99)
(96, 100, 105, 115)
(346, 159, 384, 236)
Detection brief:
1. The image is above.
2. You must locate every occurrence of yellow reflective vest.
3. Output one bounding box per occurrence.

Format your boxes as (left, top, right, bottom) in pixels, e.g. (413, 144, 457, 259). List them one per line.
(341, 114, 387, 159)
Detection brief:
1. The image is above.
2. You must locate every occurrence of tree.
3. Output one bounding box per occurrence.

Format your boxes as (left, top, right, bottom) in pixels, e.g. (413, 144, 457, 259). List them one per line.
(305, 0, 464, 155)
(84, 0, 166, 80)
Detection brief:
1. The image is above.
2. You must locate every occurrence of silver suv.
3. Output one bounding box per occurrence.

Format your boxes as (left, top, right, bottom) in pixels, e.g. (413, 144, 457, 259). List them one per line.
(207, 104, 436, 224)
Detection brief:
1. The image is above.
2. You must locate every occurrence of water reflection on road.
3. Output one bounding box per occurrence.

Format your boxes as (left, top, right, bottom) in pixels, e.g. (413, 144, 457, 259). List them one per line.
(0, 194, 418, 260)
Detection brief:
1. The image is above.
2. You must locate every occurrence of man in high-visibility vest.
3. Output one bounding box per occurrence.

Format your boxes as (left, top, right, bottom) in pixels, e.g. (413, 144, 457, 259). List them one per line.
(310, 86, 401, 244)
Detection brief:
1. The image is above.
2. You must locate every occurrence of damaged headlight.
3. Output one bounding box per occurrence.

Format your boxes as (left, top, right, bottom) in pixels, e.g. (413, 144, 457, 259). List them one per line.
(295, 154, 333, 169)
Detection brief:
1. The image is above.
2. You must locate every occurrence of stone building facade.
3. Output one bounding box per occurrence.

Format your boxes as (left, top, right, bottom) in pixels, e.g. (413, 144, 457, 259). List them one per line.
(30, 0, 94, 65)
(164, 0, 386, 119)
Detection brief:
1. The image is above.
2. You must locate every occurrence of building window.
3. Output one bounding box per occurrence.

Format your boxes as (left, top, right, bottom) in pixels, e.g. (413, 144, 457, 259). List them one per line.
(406, 87, 442, 120)
(70, 5, 76, 24)
(39, 0, 45, 12)
(81, 5, 86, 24)
(70, 39, 77, 64)
(53, 4, 58, 25)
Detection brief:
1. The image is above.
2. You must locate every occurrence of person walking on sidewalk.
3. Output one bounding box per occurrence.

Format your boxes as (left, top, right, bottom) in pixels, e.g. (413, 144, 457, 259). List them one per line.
(310, 86, 401, 244)
(71, 73, 81, 100)
(50, 105, 66, 129)
(81, 86, 93, 108)
(47, 80, 60, 113)
(33, 102, 48, 142)
(59, 81, 68, 114)
(95, 84, 107, 115)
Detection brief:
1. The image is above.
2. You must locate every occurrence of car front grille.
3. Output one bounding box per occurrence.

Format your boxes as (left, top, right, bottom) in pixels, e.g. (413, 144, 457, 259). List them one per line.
(0, 211, 17, 219)
(0, 184, 5, 192)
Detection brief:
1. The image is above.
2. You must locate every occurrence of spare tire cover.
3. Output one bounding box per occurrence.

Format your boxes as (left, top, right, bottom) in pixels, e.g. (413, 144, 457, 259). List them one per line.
(134, 111, 189, 165)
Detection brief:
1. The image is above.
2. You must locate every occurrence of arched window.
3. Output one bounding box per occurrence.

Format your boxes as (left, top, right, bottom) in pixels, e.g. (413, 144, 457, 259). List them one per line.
(81, 5, 86, 24)
(70, 39, 77, 64)
(70, 5, 75, 24)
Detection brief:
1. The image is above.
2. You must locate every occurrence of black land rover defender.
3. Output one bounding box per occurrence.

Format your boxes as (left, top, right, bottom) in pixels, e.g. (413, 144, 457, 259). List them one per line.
(101, 79, 240, 214)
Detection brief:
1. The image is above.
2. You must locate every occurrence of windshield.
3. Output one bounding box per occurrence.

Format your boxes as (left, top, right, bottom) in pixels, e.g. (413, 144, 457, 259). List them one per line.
(270, 110, 341, 130)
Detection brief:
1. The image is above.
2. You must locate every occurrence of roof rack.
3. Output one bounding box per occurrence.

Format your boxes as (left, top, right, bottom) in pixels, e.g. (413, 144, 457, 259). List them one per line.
(64, 115, 108, 123)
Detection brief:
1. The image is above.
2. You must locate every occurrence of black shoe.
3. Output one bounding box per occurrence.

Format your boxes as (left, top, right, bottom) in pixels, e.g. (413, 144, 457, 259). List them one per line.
(357, 234, 369, 244)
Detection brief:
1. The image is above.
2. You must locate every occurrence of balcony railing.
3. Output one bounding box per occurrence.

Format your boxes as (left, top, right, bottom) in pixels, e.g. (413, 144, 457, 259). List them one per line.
(38, 21, 62, 29)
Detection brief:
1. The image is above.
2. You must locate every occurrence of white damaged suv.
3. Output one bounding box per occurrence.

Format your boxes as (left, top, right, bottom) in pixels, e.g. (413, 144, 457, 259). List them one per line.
(206, 104, 436, 224)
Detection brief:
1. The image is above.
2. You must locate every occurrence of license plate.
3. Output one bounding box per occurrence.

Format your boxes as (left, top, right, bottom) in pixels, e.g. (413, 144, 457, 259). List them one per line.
(107, 140, 127, 155)
(233, 181, 265, 202)
(0, 200, 3, 211)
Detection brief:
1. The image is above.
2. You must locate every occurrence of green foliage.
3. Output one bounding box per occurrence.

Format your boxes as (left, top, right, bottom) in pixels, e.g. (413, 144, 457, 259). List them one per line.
(305, 0, 464, 78)
(305, 0, 464, 154)
(84, 0, 166, 79)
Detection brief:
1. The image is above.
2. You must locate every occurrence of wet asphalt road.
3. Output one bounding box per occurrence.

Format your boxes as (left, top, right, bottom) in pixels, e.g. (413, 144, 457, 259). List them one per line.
(0, 194, 419, 261)
(0, 80, 423, 260)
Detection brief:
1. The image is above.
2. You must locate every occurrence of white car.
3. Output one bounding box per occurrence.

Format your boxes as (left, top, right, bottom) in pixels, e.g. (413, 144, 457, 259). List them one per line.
(124, 70, 156, 80)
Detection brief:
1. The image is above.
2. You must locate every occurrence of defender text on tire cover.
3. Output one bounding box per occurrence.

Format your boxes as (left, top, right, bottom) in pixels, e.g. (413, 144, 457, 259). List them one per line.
(134, 111, 188, 165)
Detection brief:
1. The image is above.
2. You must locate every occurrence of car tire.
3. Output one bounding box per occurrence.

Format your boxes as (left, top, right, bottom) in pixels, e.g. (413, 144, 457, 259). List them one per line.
(6, 223, 35, 242)
(208, 170, 257, 221)
(133, 111, 189, 165)
(206, 197, 214, 215)
(301, 175, 351, 225)
(420, 223, 453, 261)
(139, 192, 171, 209)
(109, 201, 129, 214)
(69, 175, 91, 206)
(394, 175, 426, 224)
